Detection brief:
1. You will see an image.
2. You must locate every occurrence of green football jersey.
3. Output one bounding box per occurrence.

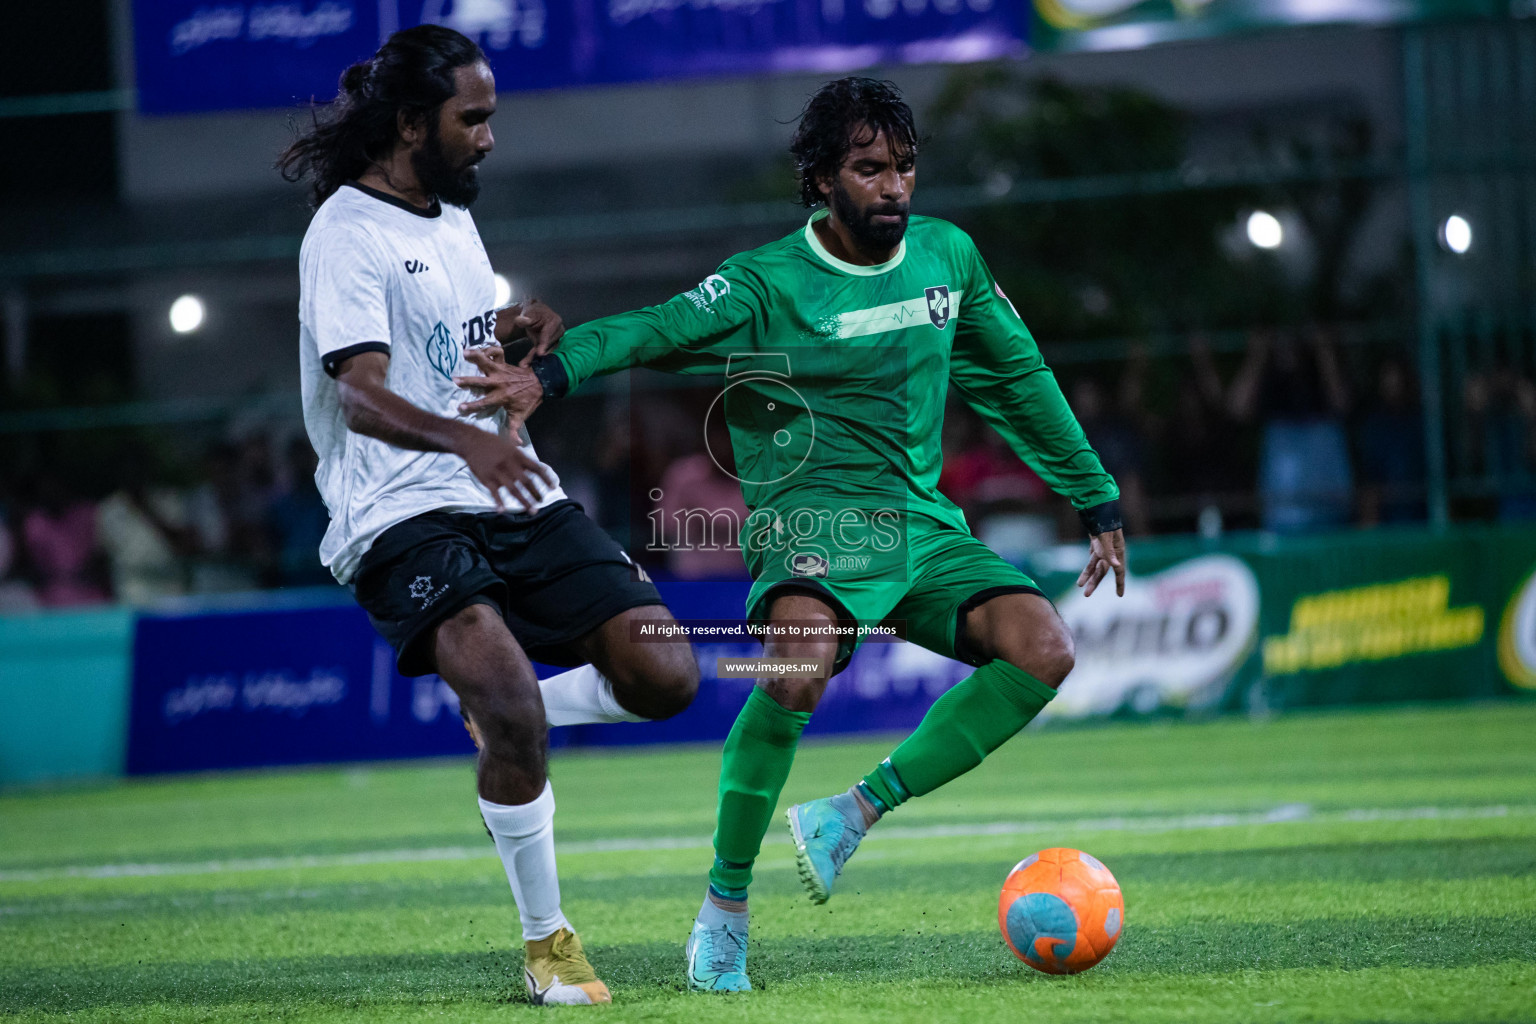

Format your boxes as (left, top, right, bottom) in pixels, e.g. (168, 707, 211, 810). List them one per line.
(554, 210, 1117, 580)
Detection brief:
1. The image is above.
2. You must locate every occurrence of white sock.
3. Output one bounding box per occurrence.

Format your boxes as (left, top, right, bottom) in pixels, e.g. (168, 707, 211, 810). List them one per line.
(540, 664, 647, 726)
(479, 782, 571, 942)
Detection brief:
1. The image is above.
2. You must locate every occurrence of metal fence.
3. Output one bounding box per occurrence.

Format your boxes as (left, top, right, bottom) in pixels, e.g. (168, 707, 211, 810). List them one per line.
(1405, 20, 1536, 524)
(3, 20, 1534, 538)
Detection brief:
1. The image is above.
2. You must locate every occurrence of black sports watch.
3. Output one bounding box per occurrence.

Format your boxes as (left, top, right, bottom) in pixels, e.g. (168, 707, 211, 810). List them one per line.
(530, 354, 570, 400)
(1078, 499, 1123, 536)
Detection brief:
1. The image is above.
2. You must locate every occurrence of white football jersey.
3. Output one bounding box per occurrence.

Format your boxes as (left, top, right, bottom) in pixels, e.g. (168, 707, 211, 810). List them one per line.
(299, 182, 565, 584)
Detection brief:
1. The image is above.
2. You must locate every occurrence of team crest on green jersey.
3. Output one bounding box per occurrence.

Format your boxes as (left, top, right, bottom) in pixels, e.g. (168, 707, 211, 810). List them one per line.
(925, 286, 951, 329)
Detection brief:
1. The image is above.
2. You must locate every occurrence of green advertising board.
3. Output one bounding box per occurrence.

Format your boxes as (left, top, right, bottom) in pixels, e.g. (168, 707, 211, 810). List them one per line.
(1030, 0, 1513, 53)
(1028, 524, 1536, 719)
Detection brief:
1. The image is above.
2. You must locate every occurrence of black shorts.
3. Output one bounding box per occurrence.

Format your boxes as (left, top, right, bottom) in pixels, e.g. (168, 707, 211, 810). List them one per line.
(351, 501, 663, 676)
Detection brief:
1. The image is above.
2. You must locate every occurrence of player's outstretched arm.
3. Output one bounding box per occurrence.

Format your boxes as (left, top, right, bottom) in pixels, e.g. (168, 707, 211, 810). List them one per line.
(455, 347, 545, 430)
(551, 265, 768, 395)
(494, 298, 564, 360)
(452, 266, 767, 422)
(950, 270, 1117, 503)
(950, 295, 1120, 508)
(950, 332, 1127, 596)
(336, 350, 552, 510)
(949, 240, 1126, 596)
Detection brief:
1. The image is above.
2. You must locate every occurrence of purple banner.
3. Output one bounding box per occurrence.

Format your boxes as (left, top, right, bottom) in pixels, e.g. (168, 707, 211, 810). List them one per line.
(132, 0, 1026, 113)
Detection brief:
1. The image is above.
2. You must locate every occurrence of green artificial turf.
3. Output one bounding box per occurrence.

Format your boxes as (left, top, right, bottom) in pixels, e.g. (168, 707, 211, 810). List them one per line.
(2, 702, 1534, 1022)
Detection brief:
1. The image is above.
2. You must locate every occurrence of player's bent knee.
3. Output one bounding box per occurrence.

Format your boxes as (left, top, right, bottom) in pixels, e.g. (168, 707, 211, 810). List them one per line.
(763, 634, 839, 664)
(467, 695, 547, 754)
(756, 674, 825, 713)
(632, 653, 700, 720)
(1037, 633, 1076, 689)
(602, 637, 699, 720)
(434, 599, 503, 649)
(998, 624, 1075, 689)
(756, 637, 836, 711)
(657, 651, 701, 715)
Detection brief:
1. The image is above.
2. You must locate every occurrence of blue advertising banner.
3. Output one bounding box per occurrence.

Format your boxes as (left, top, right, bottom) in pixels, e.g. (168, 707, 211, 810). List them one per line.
(111, 525, 1536, 777)
(125, 581, 974, 774)
(133, 2, 381, 114)
(126, 601, 477, 773)
(132, 0, 1026, 114)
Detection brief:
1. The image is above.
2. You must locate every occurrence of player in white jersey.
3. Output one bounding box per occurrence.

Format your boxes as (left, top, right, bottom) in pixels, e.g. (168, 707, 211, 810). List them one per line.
(279, 25, 699, 1006)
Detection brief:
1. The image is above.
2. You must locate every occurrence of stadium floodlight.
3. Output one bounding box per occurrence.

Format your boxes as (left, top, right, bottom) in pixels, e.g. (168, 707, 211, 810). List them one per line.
(1440, 214, 1472, 255)
(169, 294, 205, 333)
(493, 273, 514, 309)
(1246, 211, 1284, 250)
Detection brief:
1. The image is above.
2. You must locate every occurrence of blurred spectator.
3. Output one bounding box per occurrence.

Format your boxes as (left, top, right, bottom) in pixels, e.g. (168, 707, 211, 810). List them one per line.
(1463, 366, 1536, 521)
(231, 436, 280, 564)
(1070, 359, 1150, 536)
(940, 397, 1055, 561)
(653, 417, 749, 579)
(1357, 357, 1427, 525)
(593, 397, 692, 561)
(182, 442, 258, 592)
(0, 510, 40, 612)
(591, 408, 632, 541)
(184, 443, 238, 557)
(21, 476, 109, 606)
(1160, 333, 1248, 534)
(16, 327, 1529, 617)
(940, 391, 977, 466)
(939, 415, 1049, 516)
(266, 438, 334, 587)
(96, 451, 199, 605)
(1229, 327, 1353, 533)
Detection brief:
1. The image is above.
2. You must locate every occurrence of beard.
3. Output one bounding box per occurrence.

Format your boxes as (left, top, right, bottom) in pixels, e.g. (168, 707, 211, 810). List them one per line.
(829, 179, 909, 252)
(413, 121, 482, 208)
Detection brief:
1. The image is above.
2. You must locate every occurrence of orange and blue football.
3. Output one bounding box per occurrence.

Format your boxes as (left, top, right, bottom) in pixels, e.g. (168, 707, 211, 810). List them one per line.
(998, 847, 1124, 974)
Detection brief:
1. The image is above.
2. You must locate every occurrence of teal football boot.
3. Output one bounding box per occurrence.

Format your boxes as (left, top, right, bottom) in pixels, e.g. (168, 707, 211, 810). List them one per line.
(684, 902, 751, 992)
(786, 792, 869, 905)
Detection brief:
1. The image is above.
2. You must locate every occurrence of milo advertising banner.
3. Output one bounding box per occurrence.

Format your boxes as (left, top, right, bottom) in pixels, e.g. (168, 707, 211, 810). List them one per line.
(1500, 565, 1536, 690)
(1047, 552, 1261, 718)
(1029, 524, 1536, 718)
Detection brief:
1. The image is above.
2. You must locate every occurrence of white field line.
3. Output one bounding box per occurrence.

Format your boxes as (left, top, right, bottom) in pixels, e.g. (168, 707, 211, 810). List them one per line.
(1, 803, 1528, 886)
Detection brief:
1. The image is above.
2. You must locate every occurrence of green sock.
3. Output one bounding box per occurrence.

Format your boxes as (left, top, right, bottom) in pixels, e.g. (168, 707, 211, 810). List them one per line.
(709, 686, 812, 895)
(861, 661, 1055, 812)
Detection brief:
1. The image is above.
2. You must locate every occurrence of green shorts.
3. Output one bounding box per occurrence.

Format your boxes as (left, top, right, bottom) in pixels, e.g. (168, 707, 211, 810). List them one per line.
(745, 518, 1044, 673)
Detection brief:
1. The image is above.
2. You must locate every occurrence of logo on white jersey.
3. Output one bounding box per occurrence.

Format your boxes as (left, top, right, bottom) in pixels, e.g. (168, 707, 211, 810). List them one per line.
(925, 285, 951, 329)
(404, 259, 430, 274)
(426, 322, 457, 380)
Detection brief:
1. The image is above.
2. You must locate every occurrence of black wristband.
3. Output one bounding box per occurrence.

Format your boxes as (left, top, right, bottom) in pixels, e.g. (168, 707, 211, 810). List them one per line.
(530, 354, 570, 400)
(1078, 499, 1123, 536)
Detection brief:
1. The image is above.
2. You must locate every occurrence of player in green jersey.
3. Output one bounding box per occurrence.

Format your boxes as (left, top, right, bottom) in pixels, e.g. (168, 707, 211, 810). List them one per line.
(458, 77, 1127, 992)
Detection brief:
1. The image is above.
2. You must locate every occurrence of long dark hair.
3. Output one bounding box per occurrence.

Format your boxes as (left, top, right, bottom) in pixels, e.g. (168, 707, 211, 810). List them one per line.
(789, 77, 918, 209)
(277, 25, 486, 208)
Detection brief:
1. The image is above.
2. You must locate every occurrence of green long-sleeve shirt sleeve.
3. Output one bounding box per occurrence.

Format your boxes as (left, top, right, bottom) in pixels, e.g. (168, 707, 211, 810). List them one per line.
(554, 263, 769, 392)
(950, 240, 1119, 511)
